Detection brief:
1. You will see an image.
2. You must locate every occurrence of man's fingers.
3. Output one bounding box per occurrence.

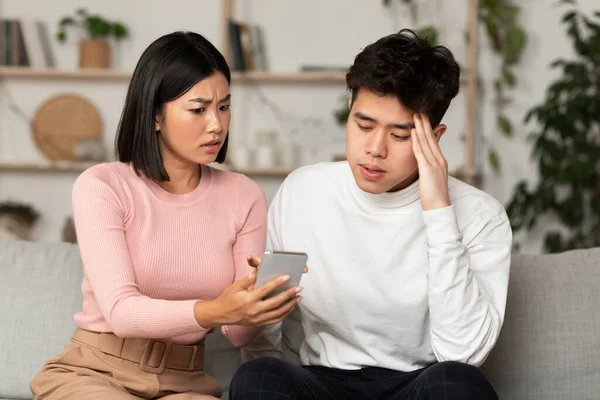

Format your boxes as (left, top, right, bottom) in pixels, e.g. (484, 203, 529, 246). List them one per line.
(303, 265, 309, 273)
(413, 113, 435, 162)
(412, 129, 428, 166)
(419, 113, 446, 164)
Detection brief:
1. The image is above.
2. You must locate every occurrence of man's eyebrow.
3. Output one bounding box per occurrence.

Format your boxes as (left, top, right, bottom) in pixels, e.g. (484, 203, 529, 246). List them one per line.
(354, 111, 377, 123)
(188, 94, 231, 104)
(353, 111, 415, 130)
(390, 122, 415, 130)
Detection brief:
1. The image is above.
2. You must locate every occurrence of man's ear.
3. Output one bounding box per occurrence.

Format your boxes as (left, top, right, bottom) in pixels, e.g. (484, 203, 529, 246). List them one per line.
(347, 98, 353, 111)
(433, 124, 447, 142)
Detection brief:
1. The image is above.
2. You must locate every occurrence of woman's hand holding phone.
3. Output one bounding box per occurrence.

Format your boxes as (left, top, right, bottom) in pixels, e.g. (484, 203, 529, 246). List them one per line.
(194, 266, 302, 329)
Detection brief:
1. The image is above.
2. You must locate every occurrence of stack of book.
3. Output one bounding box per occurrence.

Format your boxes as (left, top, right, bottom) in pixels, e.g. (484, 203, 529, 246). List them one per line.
(0, 19, 54, 68)
(227, 19, 267, 72)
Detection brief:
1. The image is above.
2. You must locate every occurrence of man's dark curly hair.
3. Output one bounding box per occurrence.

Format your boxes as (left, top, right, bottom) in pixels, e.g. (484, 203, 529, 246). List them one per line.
(346, 29, 460, 127)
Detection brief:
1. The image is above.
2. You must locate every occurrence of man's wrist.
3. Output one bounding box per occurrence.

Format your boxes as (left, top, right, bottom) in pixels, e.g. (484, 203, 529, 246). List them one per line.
(422, 205, 461, 246)
(421, 197, 451, 211)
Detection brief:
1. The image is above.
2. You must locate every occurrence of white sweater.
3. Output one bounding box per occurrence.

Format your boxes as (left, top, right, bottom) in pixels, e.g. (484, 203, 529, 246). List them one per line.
(263, 161, 512, 372)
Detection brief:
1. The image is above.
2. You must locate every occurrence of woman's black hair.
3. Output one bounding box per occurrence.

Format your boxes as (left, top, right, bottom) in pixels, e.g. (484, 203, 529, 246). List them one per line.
(115, 31, 231, 181)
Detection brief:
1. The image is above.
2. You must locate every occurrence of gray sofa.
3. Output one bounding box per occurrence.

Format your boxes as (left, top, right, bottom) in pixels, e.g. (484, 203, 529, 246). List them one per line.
(1, 238, 599, 399)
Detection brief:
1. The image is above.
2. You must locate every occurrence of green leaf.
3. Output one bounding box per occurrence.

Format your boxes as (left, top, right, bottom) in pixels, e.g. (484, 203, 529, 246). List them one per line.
(544, 231, 564, 253)
(56, 31, 66, 42)
(418, 26, 438, 46)
(112, 22, 128, 39)
(524, 108, 538, 124)
(550, 58, 567, 68)
(76, 8, 88, 17)
(502, 68, 516, 87)
(503, 26, 527, 64)
(58, 17, 75, 27)
(333, 95, 350, 126)
(498, 114, 513, 136)
(87, 16, 111, 38)
(488, 148, 501, 173)
(493, 79, 503, 92)
(582, 16, 600, 35)
(562, 11, 577, 22)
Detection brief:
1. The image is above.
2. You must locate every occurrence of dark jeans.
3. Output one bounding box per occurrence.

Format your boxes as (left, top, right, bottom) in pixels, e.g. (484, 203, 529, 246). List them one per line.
(229, 357, 497, 400)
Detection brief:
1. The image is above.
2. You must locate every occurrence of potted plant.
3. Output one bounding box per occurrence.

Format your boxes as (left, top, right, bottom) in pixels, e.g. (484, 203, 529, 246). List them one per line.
(57, 8, 129, 69)
(506, 0, 600, 253)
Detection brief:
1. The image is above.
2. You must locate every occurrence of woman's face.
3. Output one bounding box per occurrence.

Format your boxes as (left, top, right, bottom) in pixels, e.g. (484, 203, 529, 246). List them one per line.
(155, 71, 231, 167)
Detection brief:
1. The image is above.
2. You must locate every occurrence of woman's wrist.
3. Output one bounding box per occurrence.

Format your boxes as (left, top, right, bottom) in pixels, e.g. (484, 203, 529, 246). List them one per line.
(194, 300, 220, 329)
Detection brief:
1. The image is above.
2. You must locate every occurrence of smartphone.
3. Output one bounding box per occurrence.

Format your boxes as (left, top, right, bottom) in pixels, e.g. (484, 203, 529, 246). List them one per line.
(254, 250, 308, 298)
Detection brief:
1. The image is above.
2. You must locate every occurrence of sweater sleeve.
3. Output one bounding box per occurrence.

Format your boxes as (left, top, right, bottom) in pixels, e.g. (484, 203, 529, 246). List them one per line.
(72, 166, 204, 339)
(221, 175, 268, 348)
(423, 204, 512, 366)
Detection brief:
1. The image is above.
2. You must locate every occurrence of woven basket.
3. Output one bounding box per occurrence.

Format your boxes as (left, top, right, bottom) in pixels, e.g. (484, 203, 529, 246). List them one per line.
(31, 94, 102, 161)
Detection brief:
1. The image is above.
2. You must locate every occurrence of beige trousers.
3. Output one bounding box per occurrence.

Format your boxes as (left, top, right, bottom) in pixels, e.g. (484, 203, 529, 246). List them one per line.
(30, 329, 222, 399)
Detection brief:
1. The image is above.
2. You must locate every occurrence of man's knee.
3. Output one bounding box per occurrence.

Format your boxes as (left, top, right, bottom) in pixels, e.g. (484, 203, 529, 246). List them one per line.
(230, 357, 290, 397)
(423, 361, 497, 399)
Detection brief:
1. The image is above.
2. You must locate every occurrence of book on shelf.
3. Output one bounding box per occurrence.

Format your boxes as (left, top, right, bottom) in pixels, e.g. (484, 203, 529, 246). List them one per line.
(1, 19, 54, 68)
(227, 19, 267, 72)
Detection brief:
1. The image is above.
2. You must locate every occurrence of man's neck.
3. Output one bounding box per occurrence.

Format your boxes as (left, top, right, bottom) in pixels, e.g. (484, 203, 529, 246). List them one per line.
(388, 169, 419, 193)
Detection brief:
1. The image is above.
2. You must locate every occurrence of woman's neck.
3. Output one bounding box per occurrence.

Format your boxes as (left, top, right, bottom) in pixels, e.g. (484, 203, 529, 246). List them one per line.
(158, 156, 201, 195)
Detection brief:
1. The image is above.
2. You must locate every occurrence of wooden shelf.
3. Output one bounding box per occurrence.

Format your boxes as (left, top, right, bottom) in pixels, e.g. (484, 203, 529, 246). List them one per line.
(0, 161, 294, 177)
(0, 67, 471, 85)
(0, 161, 98, 172)
(231, 70, 346, 84)
(0, 67, 132, 81)
(0, 67, 347, 84)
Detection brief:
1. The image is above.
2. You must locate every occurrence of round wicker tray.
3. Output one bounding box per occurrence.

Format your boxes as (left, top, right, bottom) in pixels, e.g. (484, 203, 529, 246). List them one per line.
(31, 94, 102, 161)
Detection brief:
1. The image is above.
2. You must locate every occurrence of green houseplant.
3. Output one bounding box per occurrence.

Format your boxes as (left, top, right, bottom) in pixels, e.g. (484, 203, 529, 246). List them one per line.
(57, 8, 129, 69)
(506, 0, 600, 253)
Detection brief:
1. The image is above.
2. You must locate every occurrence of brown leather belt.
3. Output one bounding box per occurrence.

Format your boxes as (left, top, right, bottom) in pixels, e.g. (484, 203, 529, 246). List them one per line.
(71, 328, 205, 374)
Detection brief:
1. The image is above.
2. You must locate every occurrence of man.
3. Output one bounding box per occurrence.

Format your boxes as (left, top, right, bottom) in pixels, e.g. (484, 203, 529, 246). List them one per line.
(230, 29, 511, 400)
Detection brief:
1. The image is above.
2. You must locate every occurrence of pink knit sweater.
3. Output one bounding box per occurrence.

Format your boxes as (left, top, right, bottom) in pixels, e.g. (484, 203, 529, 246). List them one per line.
(71, 162, 266, 347)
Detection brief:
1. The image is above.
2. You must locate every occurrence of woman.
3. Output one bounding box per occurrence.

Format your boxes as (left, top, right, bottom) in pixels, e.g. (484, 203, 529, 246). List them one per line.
(30, 31, 302, 400)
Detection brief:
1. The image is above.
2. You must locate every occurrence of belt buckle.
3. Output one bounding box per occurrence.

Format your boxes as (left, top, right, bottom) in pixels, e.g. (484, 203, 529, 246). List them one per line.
(139, 339, 173, 374)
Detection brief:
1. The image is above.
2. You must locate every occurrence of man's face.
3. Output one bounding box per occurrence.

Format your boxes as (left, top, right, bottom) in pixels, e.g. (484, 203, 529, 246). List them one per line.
(345, 89, 446, 194)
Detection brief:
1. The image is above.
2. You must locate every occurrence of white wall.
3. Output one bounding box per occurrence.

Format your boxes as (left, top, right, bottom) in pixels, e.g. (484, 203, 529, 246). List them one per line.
(0, 0, 596, 252)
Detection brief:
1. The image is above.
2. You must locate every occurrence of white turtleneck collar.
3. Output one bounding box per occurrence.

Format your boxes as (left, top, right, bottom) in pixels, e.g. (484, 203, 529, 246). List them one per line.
(344, 162, 421, 213)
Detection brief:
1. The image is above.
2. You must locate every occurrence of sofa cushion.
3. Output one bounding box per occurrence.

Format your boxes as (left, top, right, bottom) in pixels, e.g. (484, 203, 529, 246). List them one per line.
(482, 247, 600, 399)
(0, 239, 245, 400)
(0, 239, 83, 399)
